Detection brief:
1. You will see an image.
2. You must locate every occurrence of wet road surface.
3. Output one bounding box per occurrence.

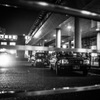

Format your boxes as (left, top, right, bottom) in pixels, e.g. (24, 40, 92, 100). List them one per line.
(0, 61, 100, 92)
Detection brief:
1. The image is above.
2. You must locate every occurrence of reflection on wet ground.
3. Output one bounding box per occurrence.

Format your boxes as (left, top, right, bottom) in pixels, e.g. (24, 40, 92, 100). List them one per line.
(0, 64, 100, 92)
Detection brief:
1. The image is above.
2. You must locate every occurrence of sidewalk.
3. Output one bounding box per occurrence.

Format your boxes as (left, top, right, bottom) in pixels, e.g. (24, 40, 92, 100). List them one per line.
(90, 65, 100, 74)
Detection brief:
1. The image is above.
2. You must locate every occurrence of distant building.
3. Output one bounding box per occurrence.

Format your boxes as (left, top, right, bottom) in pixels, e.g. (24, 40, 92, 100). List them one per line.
(0, 33, 25, 59)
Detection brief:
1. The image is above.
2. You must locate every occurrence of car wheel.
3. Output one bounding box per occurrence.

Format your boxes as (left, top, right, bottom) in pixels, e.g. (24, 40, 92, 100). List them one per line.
(56, 66, 61, 75)
(50, 64, 53, 70)
(31, 63, 34, 67)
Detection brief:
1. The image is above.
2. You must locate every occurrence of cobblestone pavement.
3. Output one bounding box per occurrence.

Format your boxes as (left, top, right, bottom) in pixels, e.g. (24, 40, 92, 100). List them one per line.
(0, 61, 100, 92)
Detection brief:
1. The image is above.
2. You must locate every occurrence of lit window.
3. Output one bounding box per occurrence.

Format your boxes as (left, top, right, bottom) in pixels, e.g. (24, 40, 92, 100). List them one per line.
(9, 35, 12, 39)
(10, 42, 16, 46)
(13, 35, 17, 40)
(0, 35, 4, 39)
(5, 35, 8, 39)
(1, 42, 7, 45)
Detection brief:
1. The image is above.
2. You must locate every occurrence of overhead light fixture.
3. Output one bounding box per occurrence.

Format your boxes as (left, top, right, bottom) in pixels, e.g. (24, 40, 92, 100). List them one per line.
(44, 39, 47, 42)
(23, 34, 25, 36)
(62, 44, 67, 48)
(67, 25, 72, 29)
(62, 40, 64, 42)
(53, 34, 56, 37)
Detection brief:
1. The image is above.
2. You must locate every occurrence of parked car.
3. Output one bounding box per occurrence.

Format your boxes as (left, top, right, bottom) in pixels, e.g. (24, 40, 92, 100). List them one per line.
(50, 52, 91, 76)
(34, 52, 49, 67)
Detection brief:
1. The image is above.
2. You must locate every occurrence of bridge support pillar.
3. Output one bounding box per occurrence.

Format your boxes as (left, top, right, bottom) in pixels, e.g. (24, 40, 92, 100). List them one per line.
(74, 17, 82, 48)
(56, 28, 61, 48)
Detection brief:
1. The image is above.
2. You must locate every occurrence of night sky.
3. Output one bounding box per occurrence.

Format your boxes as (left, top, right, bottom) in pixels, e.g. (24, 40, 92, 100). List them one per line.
(0, 6, 40, 35)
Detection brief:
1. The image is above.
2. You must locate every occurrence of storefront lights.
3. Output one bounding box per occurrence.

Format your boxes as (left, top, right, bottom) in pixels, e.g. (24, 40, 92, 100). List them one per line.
(10, 42, 16, 46)
(1, 42, 7, 45)
(9, 35, 12, 39)
(13, 35, 17, 40)
(5, 35, 8, 39)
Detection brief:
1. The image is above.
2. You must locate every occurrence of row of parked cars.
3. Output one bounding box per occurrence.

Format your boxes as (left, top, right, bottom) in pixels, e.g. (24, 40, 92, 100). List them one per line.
(29, 51, 91, 76)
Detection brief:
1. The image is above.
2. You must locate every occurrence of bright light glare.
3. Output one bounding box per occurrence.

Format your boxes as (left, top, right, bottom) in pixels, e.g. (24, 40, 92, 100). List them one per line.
(38, 2, 49, 6)
(0, 68, 8, 72)
(0, 48, 6, 52)
(9, 50, 16, 54)
(81, 10, 97, 16)
(0, 54, 13, 67)
(62, 44, 66, 48)
(34, 31, 42, 38)
(67, 25, 71, 29)
(4, 4, 10, 7)
(53, 34, 56, 37)
(81, 10, 91, 15)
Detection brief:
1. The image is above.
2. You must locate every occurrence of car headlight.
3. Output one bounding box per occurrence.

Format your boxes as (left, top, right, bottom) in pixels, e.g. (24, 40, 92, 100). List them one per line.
(57, 59, 69, 65)
(0, 53, 14, 67)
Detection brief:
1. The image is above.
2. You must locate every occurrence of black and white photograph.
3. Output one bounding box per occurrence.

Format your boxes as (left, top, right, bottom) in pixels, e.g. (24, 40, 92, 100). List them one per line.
(0, 0, 100, 100)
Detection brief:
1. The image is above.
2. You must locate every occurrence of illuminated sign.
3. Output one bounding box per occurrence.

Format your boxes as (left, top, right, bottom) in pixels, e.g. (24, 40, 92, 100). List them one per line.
(0, 34, 17, 40)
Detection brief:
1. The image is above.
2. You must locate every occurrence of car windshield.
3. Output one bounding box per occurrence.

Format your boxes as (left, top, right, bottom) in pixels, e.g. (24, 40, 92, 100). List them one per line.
(0, 0, 100, 100)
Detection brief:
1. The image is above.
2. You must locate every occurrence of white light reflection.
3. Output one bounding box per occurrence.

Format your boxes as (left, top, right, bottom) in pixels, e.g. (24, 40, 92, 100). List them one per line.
(0, 91, 15, 94)
(81, 10, 91, 15)
(63, 87, 70, 90)
(8, 91, 15, 93)
(53, 34, 56, 37)
(81, 10, 97, 16)
(38, 2, 49, 6)
(34, 24, 45, 38)
(53, 88, 56, 90)
(34, 30, 42, 38)
(67, 25, 72, 29)
(3, 4, 11, 7)
(91, 13, 97, 16)
(0, 68, 8, 72)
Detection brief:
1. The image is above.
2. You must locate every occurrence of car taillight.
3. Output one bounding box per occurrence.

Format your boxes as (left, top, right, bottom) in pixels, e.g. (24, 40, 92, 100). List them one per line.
(84, 60, 90, 64)
(37, 59, 42, 62)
